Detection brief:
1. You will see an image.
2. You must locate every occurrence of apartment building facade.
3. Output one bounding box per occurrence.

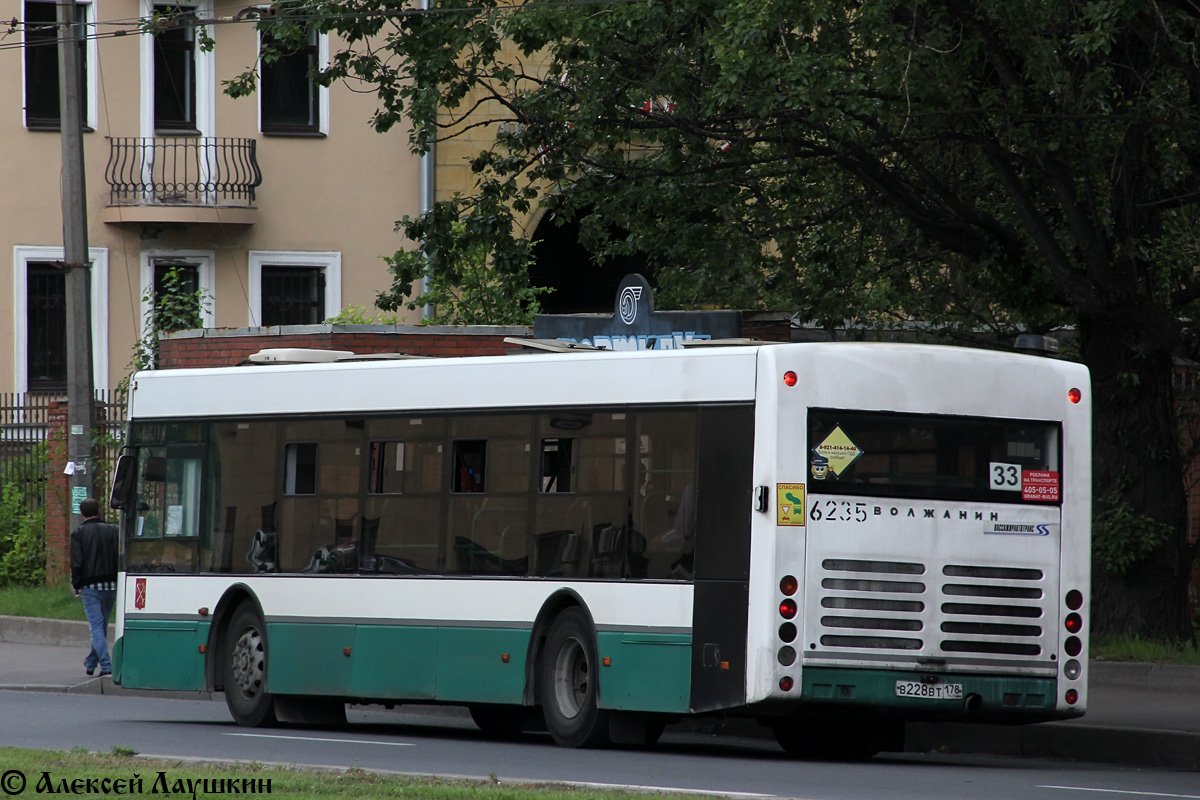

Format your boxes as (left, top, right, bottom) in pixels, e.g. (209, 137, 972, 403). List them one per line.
(1, 0, 423, 395)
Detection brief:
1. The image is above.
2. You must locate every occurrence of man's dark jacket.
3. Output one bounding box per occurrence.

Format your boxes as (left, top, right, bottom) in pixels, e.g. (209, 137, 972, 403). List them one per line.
(70, 518, 119, 591)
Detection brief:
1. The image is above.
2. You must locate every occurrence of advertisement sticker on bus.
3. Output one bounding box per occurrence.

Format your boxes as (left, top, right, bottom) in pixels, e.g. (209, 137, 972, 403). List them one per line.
(811, 425, 863, 478)
(777, 484, 806, 526)
(1022, 470, 1060, 502)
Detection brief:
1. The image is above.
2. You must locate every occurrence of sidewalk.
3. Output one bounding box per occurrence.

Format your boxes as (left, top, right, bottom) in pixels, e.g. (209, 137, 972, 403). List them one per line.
(3, 615, 1198, 770)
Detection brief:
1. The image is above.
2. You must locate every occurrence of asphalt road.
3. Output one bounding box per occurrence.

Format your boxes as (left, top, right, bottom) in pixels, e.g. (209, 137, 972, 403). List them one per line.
(1, 690, 1197, 800)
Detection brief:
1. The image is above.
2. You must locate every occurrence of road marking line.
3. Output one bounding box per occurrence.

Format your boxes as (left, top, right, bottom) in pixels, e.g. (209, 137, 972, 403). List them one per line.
(1040, 787, 1200, 799)
(226, 733, 415, 747)
(546, 781, 775, 799)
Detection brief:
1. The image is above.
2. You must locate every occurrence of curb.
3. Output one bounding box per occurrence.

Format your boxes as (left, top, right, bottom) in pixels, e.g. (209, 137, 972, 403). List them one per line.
(1089, 660, 1200, 693)
(0, 615, 113, 646)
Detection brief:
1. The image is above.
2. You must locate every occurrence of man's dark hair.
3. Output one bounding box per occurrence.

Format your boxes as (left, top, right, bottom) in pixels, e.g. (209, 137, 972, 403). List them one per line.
(79, 498, 101, 518)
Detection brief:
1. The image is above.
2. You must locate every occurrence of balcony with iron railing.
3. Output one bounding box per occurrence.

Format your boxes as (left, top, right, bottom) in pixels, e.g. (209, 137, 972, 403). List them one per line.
(101, 137, 262, 225)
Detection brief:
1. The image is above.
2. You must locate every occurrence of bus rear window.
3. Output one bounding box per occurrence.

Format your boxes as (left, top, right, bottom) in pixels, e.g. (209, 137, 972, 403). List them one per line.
(806, 408, 1061, 504)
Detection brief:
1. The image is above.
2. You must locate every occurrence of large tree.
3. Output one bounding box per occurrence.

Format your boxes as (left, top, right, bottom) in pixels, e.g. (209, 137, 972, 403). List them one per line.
(247, 0, 1200, 640)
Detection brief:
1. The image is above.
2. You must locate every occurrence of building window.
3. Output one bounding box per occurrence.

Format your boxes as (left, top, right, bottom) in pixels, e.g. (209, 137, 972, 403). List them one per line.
(261, 267, 326, 326)
(139, 251, 215, 360)
(248, 251, 341, 327)
(153, 4, 197, 131)
(261, 27, 323, 134)
(26, 264, 67, 391)
(153, 262, 201, 307)
(12, 246, 109, 394)
(24, 0, 90, 131)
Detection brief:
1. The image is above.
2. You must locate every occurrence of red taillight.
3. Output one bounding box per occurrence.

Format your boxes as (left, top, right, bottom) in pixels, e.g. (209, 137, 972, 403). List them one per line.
(1064, 613, 1083, 634)
(779, 598, 797, 619)
(783, 371, 798, 387)
(1068, 388, 1082, 404)
(1065, 688, 1078, 705)
(780, 676, 795, 692)
(780, 575, 798, 596)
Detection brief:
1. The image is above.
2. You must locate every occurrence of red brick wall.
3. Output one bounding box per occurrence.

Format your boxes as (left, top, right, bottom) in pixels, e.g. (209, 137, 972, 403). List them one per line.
(157, 327, 530, 369)
(45, 401, 70, 585)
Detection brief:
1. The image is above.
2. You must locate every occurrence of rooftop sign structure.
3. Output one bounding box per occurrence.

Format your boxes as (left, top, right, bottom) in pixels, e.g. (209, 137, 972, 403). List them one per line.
(533, 273, 741, 350)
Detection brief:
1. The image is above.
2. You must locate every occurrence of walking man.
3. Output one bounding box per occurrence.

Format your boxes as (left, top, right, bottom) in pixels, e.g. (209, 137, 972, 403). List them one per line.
(70, 498, 119, 677)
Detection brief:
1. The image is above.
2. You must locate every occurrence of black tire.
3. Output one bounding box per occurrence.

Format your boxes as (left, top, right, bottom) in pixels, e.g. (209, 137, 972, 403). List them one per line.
(222, 601, 278, 727)
(540, 607, 610, 748)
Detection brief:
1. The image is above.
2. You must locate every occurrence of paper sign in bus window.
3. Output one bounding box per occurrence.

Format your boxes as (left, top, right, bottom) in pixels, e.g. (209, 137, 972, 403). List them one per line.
(812, 425, 863, 479)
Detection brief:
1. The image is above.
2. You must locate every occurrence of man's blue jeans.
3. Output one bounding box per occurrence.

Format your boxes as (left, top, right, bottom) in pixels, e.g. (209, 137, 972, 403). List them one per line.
(81, 587, 116, 674)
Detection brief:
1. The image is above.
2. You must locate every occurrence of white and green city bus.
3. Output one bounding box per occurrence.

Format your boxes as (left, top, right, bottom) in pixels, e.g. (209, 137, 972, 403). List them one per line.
(109, 341, 1090, 755)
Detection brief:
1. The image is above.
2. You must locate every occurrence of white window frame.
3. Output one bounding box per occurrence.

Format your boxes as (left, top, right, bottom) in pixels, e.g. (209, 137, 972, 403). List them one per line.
(22, 0, 99, 130)
(247, 250, 342, 327)
(256, 24, 330, 136)
(12, 246, 109, 393)
(139, 249, 217, 340)
(140, 0, 215, 138)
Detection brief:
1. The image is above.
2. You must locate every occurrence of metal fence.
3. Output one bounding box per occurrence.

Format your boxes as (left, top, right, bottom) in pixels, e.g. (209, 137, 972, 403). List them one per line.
(0, 391, 127, 509)
(105, 136, 262, 207)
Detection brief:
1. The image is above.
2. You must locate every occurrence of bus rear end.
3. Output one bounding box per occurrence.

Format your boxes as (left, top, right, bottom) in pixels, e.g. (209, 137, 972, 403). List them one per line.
(750, 343, 1090, 754)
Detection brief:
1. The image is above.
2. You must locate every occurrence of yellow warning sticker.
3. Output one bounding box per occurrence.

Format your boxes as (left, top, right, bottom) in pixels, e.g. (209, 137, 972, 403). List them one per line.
(777, 483, 806, 526)
(812, 425, 863, 479)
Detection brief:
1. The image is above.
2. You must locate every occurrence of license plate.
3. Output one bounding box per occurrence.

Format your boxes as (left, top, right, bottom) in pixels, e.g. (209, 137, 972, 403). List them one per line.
(895, 680, 963, 700)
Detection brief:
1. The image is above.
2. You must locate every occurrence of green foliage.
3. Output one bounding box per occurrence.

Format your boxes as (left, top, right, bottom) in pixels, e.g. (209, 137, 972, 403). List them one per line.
(1092, 635, 1200, 666)
(238, 0, 1200, 338)
(0, 582, 86, 620)
(1094, 488, 1172, 576)
(323, 305, 400, 325)
(0, 746, 695, 800)
(381, 223, 550, 325)
(0, 482, 46, 588)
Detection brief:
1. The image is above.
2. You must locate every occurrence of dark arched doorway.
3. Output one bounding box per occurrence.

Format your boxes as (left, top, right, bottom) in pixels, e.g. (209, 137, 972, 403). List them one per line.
(529, 213, 653, 314)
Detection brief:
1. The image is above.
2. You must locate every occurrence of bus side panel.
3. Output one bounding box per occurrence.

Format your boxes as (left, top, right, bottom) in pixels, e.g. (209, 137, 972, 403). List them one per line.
(117, 621, 208, 691)
(351, 625, 438, 700)
(690, 405, 754, 712)
(267, 623, 356, 695)
(435, 627, 529, 704)
(596, 632, 691, 713)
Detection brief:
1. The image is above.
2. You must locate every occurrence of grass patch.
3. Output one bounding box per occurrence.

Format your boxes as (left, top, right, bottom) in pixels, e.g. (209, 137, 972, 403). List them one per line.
(0, 582, 85, 621)
(1091, 635, 1200, 665)
(0, 747, 663, 800)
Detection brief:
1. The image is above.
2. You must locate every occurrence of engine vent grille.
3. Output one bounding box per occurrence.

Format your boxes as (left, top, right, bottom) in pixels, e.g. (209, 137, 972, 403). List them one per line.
(815, 558, 1047, 658)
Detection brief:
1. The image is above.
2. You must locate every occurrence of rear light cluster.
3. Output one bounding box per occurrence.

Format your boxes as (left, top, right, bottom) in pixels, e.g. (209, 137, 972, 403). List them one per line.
(1062, 589, 1085, 704)
(777, 576, 799, 689)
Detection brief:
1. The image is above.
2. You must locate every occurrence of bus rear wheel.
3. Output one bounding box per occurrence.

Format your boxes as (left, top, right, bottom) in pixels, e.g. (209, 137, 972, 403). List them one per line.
(223, 602, 277, 727)
(540, 608, 610, 748)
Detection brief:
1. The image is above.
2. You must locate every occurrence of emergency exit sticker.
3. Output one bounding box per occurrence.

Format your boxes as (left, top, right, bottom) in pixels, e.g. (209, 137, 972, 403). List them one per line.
(777, 483, 806, 526)
(1022, 470, 1060, 502)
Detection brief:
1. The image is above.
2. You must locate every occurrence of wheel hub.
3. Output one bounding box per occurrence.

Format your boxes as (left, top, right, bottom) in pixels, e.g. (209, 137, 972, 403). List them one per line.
(230, 626, 265, 698)
(552, 636, 589, 719)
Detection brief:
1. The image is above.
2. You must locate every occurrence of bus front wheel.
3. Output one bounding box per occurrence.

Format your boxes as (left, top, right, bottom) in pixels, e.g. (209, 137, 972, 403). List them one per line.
(540, 608, 609, 748)
(222, 602, 278, 727)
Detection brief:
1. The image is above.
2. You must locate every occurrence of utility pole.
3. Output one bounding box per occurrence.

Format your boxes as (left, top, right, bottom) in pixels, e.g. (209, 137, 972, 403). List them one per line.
(58, 0, 96, 520)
